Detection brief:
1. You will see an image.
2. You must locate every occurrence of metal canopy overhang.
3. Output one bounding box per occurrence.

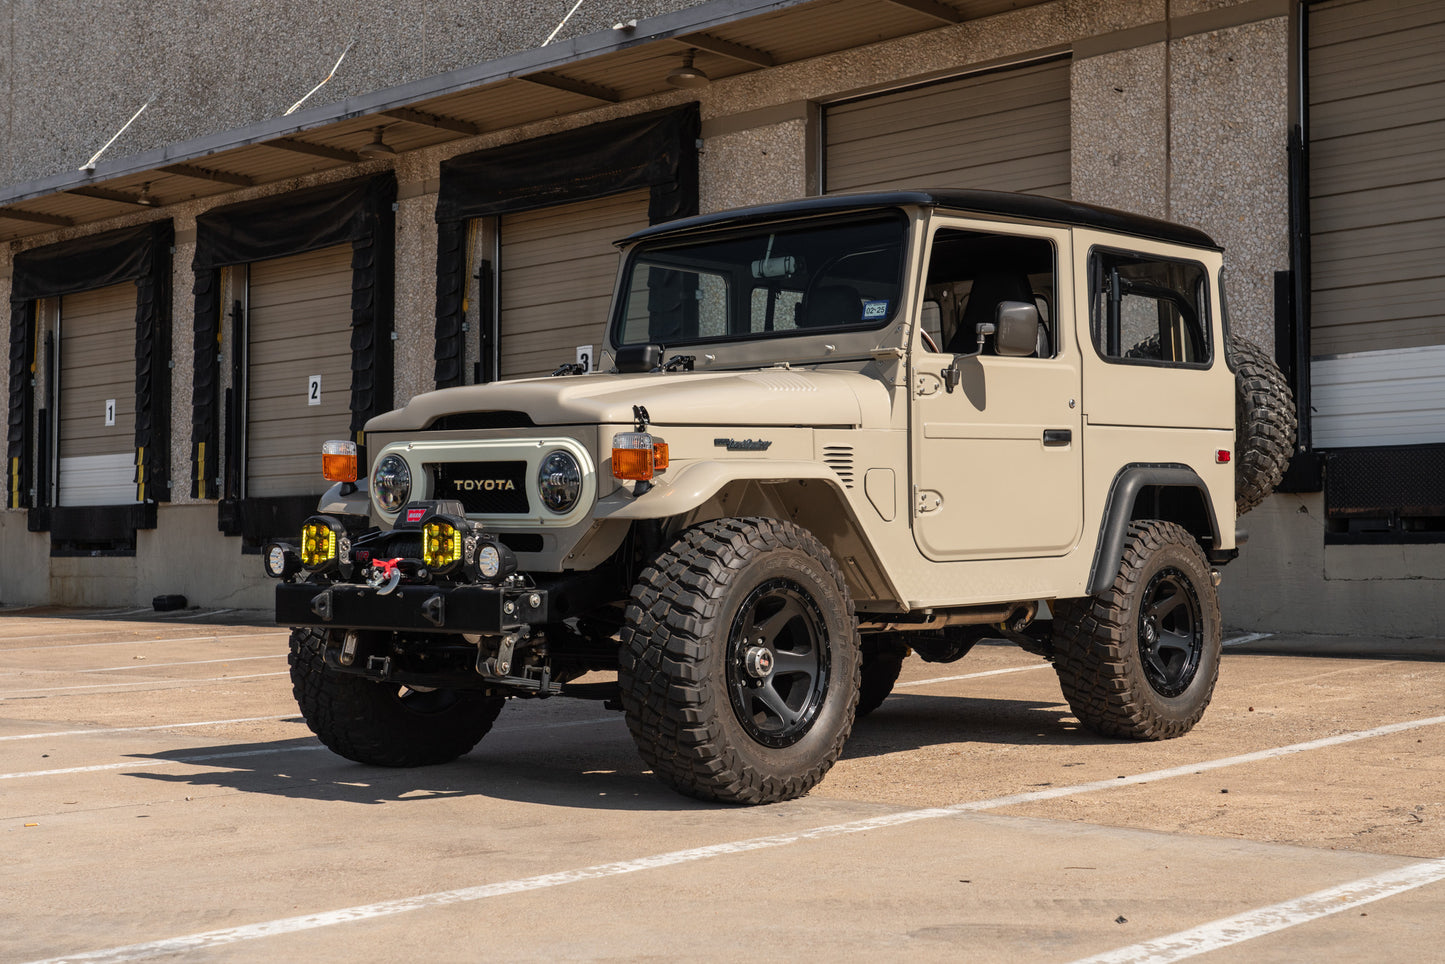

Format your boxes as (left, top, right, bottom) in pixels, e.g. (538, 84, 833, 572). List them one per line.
(0, 0, 1052, 243)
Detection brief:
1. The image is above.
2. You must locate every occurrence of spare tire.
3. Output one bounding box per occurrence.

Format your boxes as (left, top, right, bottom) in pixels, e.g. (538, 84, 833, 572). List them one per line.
(1231, 336, 1296, 515)
(1125, 334, 1296, 515)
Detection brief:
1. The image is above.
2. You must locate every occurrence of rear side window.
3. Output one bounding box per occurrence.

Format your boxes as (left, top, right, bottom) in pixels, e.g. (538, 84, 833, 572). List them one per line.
(1090, 249, 1211, 367)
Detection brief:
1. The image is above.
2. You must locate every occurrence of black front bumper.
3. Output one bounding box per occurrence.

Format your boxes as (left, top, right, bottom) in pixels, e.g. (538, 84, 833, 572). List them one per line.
(276, 581, 548, 635)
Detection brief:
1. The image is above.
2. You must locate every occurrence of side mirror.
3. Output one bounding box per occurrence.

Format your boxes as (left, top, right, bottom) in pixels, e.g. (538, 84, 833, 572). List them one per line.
(942, 299, 1044, 393)
(615, 344, 662, 373)
(992, 300, 1042, 357)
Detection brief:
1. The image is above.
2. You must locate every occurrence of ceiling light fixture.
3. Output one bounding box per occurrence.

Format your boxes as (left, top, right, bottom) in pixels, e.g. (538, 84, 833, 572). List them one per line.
(666, 49, 710, 88)
(357, 126, 397, 157)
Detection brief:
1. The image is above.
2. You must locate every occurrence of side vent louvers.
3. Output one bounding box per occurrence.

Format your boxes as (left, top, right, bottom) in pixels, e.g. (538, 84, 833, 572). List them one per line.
(823, 446, 855, 489)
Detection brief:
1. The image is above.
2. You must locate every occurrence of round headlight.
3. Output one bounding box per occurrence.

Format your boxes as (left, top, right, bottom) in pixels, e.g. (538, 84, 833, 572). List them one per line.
(537, 451, 582, 513)
(372, 454, 412, 513)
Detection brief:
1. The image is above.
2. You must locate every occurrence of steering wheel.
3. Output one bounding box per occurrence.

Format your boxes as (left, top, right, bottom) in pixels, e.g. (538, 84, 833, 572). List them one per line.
(920, 329, 941, 353)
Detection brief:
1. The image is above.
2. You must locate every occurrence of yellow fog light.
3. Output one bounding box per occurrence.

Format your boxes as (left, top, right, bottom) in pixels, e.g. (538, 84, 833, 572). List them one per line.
(422, 518, 464, 574)
(299, 516, 344, 572)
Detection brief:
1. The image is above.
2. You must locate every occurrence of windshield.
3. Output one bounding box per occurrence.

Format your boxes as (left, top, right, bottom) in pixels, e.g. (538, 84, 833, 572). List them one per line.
(611, 211, 908, 348)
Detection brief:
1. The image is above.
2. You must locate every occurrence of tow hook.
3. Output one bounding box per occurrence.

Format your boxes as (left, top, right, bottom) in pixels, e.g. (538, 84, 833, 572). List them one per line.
(366, 558, 405, 595)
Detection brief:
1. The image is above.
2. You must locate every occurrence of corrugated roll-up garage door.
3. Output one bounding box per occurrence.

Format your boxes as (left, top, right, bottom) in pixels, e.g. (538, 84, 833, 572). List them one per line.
(1308, 0, 1445, 447)
(497, 188, 650, 379)
(57, 283, 138, 506)
(246, 245, 354, 497)
(824, 57, 1071, 196)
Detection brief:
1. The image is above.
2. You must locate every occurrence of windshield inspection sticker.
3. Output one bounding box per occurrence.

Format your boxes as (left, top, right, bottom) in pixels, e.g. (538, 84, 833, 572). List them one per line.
(862, 300, 889, 320)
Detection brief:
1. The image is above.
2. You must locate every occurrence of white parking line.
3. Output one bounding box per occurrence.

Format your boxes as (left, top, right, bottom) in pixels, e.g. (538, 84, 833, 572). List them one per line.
(0, 655, 286, 679)
(0, 715, 620, 777)
(170, 609, 237, 620)
(897, 664, 1050, 688)
(2, 745, 329, 780)
(75, 654, 285, 674)
(25, 712, 1445, 964)
(0, 671, 289, 698)
(1069, 856, 1445, 963)
(0, 715, 296, 742)
(2, 631, 287, 652)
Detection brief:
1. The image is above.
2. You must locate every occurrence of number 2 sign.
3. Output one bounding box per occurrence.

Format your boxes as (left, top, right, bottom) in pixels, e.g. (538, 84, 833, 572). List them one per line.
(308, 375, 321, 406)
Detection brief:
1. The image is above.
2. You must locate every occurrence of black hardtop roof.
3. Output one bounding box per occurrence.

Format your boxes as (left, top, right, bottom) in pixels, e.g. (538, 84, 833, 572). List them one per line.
(620, 189, 1220, 250)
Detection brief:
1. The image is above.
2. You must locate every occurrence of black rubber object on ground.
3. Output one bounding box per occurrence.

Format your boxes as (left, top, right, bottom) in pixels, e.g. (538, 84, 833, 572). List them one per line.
(1051, 520, 1222, 740)
(618, 517, 860, 804)
(288, 626, 505, 767)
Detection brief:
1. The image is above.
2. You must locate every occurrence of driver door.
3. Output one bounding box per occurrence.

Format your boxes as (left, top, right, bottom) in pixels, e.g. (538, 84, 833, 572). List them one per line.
(910, 220, 1083, 561)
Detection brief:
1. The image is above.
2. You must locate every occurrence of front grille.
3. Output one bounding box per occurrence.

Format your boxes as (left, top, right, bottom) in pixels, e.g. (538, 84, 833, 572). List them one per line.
(432, 461, 531, 514)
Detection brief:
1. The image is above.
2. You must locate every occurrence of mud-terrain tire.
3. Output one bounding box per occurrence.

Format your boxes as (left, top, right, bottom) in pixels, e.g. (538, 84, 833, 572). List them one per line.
(1231, 336, 1296, 515)
(618, 518, 861, 804)
(857, 635, 909, 718)
(289, 626, 505, 766)
(1051, 521, 1221, 740)
(1127, 334, 1295, 514)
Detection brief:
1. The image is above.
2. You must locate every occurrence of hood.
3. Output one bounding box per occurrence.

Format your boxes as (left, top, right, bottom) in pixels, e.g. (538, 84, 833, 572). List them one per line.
(368, 368, 893, 431)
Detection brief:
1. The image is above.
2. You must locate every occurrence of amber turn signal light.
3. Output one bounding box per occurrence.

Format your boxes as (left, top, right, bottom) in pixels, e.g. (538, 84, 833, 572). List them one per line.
(322, 439, 358, 482)
(612, 432, 655, 481)
(612, 432, 668, 481)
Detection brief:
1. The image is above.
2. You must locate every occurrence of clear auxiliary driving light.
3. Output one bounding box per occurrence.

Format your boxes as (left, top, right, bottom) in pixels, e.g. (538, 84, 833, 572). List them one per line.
(262, 542, 302, 580)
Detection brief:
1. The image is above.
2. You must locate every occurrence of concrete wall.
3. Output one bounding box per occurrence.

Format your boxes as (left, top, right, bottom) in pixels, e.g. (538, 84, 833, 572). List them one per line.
(0, 0, 1337, 623)
(1221, 494, 1445, 637)
(0, 0, 707, 187)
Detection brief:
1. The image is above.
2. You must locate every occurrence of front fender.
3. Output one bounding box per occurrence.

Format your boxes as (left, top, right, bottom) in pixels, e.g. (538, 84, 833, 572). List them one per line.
(594, 460, 842, 520)
(317, 478, 370, 518)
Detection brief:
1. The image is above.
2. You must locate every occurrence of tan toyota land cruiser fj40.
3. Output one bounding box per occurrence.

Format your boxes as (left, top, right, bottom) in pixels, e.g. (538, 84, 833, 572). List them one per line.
(269, 190, 1296, 804)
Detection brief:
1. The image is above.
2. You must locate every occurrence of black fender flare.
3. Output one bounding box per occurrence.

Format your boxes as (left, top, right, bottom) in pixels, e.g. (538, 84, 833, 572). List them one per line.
(1086, 463, 1222, 595)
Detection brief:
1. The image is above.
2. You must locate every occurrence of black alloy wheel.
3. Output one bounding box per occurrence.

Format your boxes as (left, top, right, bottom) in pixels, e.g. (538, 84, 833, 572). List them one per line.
(726, 578, 832, 747)
(1137, 567, 1205, 698)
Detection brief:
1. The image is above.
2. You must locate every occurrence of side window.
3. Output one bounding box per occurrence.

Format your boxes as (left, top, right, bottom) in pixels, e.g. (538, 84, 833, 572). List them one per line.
(922, 228, 1055, 357)
(1090, 250, 1211, 366)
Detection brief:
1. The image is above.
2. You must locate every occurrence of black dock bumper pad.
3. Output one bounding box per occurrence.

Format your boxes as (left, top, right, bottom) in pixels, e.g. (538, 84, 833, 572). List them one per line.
(276, 581, 548, 634)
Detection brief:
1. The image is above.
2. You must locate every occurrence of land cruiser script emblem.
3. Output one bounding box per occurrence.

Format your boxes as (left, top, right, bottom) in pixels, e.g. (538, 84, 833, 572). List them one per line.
(714, 438, 773, 452)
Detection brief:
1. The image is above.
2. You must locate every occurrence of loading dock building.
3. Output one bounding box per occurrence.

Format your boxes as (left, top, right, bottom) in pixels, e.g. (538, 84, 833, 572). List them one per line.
(0, 0, 1441, 634)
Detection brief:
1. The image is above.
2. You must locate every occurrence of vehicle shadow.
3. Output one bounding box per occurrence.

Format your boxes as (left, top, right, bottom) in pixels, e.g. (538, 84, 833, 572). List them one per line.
(844, 691, 1106, 758)
(121, 690, 1111, 812)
